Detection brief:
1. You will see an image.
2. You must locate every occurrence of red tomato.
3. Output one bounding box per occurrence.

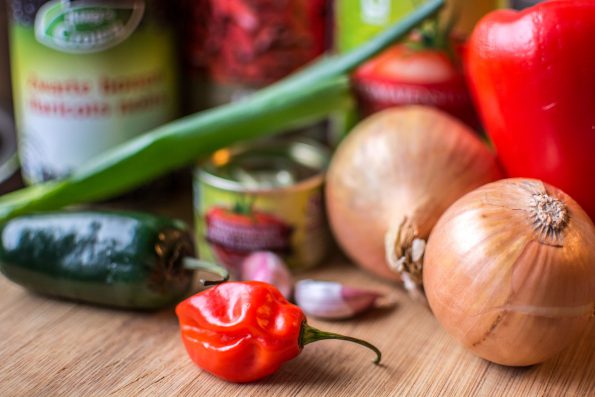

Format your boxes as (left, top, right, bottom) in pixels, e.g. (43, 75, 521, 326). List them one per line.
(352, 42, 479, 129)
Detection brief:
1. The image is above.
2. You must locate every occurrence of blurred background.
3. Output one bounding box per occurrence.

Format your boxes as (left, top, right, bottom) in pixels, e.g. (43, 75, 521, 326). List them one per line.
(0, 0, 541, 194)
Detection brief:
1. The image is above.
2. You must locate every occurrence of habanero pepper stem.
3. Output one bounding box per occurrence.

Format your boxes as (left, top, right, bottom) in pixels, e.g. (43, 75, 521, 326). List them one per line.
(0, 0, 444, 222)
(300, 323, 382, 364)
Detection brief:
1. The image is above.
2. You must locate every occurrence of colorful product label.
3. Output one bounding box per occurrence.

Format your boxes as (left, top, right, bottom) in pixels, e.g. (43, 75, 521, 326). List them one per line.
(9, 0, 178, 183)
(194, 172, 330, 275)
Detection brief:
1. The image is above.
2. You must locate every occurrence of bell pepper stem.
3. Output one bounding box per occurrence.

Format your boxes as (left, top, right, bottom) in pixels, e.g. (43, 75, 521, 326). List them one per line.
(182, 257, 229, 286)
(300, 322, 382, 365)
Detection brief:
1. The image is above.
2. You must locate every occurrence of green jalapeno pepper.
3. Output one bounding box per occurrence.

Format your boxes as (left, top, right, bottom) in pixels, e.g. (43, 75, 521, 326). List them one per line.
(0, 211, 228, 309)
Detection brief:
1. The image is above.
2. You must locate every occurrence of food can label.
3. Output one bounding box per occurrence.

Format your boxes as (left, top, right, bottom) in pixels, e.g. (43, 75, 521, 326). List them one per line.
(194, 173, 329, 275)
(8, 0, 178, 183)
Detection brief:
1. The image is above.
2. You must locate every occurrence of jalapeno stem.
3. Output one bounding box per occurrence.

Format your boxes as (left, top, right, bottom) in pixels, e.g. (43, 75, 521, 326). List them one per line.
(300, 322, 382, 364)
(182, 257, 229, 286)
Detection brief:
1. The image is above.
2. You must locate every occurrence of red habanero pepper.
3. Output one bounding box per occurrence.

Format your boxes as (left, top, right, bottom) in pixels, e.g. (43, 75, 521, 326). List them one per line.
(176, 281, 381, 383)
(466, 0, 595, 220)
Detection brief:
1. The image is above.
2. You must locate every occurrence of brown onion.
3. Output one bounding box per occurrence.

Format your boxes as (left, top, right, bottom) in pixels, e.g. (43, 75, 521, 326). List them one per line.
(424, 178, 595, 366)
(325, 106, 502, 289)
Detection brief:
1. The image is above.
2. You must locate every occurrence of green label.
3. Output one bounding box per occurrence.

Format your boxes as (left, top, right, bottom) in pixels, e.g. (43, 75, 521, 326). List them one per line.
(35, 0, 145, 53)
(336, 0, 416, 52)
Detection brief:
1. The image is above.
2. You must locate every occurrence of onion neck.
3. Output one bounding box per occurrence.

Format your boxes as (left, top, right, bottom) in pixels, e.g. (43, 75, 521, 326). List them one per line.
(529, 193, 569, 240)
(385, 217, 428, 305)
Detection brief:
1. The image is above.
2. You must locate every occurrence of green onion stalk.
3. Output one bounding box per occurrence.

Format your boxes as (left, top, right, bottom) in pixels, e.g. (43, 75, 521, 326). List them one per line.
(0, 0, 444, 221)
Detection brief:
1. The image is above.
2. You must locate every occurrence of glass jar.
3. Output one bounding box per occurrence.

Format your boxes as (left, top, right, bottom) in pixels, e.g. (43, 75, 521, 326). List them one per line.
(8, 0, 179, 184)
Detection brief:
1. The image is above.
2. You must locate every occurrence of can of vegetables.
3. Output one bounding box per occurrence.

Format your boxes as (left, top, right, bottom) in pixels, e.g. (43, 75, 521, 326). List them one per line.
(194, 139, 330, 275)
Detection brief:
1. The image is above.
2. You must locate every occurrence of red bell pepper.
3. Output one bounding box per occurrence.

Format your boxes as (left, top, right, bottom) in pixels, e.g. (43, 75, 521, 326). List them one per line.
(176, 281, 381, 383)
(466, 0, 595, 219)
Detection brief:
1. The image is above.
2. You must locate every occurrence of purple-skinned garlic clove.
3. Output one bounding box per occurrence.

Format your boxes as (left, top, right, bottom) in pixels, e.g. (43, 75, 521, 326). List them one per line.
(240, 251, 293, 299)
(294, 279, 383, 319)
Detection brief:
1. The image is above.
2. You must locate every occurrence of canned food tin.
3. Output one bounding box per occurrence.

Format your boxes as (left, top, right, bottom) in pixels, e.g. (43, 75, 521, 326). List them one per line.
(194, 139, 330, 275)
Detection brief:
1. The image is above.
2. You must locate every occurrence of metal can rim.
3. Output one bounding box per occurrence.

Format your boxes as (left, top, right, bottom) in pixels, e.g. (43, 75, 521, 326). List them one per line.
(197, 138, 329, 193)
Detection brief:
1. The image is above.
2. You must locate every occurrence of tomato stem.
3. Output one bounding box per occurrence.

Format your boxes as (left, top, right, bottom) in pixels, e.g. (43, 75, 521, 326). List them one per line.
(232, 194, 256, 216)
(300, 322, 382, 364)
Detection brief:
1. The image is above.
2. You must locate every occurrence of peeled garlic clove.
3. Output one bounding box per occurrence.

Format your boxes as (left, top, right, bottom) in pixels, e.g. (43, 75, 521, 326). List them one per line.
(294, 280, 382, 319)
(240, 251, 293, 299)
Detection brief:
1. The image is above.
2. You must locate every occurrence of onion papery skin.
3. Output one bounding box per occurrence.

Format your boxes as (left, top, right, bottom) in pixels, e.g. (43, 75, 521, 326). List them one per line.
(424, 178, 595, 366)
(325, 106, 502, 280)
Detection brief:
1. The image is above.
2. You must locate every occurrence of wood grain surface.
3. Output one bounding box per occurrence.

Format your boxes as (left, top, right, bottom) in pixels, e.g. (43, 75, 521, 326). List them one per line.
(0, 191, 593, 397)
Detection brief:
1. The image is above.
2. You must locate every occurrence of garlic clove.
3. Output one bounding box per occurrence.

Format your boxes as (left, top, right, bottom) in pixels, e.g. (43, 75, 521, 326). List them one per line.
(240, 251, 293, 299)
(294, 279, 383, 319)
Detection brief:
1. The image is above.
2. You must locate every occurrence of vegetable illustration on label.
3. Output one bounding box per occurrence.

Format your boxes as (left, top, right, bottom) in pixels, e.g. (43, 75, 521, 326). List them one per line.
(205, 202, 294, 274)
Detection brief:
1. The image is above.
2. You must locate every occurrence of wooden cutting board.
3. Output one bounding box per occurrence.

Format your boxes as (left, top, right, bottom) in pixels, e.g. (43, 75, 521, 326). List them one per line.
(0, 192, 593, 396)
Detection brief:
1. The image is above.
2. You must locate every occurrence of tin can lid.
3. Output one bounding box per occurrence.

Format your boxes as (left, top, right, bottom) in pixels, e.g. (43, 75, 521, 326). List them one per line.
(198, 138, 329, 193)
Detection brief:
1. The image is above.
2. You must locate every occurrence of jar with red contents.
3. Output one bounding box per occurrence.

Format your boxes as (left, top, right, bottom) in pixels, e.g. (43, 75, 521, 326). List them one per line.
(181, 0, 327, 109)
